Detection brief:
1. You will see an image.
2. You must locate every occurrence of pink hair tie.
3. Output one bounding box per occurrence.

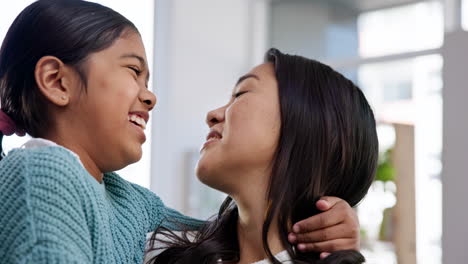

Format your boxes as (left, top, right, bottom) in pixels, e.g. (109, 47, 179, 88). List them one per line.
(0, 110, 25, 136)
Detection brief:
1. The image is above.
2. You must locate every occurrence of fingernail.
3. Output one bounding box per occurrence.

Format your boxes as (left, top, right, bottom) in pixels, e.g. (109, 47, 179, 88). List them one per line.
(320, 252, 331, 259)
(293, 225, 300, 233)
(318, 199, 329, 206)
(297, 244, 306, 251)
(288, 233, 297, 243)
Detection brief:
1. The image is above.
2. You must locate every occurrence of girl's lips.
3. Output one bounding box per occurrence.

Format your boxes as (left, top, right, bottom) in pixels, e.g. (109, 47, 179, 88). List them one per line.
(127, 111, 149, 142)
(129, 121, 146, 142)
(128, 111, 149, 123)
(128, 114, 146, 129)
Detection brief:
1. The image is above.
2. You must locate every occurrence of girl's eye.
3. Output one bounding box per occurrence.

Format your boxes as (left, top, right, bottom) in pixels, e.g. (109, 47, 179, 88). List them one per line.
(128, 66, 142, 76)
(233, 91, 247, 98)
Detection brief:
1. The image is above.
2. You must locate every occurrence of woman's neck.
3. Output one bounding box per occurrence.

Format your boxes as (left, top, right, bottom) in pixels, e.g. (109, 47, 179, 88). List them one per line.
(235, 195, 285, 264)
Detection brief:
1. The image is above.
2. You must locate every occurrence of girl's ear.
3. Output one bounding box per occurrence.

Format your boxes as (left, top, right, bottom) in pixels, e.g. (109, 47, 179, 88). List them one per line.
(34, 56, 75, 106)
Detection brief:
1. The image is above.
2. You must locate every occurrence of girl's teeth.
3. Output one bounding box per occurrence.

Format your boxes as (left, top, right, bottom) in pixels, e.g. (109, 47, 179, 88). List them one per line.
(128, 114, 146, 130)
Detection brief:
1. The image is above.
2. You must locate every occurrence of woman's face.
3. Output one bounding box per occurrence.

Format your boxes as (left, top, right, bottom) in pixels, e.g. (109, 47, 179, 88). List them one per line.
(196, 63, 281, 195)
(66, 31, 156, 172)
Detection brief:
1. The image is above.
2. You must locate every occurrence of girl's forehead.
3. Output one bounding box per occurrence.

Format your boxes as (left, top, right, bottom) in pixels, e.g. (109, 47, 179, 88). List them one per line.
(95, 32, 147, 60)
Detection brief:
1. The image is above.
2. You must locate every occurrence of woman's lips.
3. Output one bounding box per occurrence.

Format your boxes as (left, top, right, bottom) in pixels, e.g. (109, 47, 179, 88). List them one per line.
(206, 130, 222, 141)
(201, 130, 222, 151)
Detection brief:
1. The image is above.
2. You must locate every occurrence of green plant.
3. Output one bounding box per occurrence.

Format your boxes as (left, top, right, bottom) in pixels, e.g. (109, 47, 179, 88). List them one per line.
(375, 148, 395, 183)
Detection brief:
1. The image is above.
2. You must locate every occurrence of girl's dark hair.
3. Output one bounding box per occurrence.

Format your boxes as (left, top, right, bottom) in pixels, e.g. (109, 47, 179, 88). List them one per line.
(0, 0, 138, 139)
(147, 48, 378, 264)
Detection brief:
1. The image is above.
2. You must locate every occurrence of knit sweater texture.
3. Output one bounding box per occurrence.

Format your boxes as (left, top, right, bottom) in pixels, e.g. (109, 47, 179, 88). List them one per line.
(0, 146, 203, 263)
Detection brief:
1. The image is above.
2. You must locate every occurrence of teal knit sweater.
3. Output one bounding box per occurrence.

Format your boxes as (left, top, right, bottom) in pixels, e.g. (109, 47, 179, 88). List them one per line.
(0, 146, 203, 263)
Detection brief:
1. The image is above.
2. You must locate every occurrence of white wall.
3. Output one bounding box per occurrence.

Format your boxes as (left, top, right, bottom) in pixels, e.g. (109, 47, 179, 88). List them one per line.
(151, 0, 269, 211)
(270, 0, 359, 61)
(270, 1, 329, 59)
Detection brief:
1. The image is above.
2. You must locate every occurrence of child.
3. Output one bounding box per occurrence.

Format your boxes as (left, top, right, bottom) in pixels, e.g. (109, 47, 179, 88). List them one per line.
(0, 1, 361, 263)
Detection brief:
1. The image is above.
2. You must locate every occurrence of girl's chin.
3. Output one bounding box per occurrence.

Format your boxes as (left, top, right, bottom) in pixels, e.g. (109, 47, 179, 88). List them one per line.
(123, 147, 143, 166)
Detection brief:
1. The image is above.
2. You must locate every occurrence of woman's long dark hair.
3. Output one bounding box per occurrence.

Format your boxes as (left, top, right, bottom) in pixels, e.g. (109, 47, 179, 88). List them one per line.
(147, 48, 378, 264)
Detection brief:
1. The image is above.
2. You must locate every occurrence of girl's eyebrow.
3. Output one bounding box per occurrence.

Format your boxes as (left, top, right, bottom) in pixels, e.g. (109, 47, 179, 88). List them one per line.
(235, 74, 259, 86)
(120, 53, 147, 67)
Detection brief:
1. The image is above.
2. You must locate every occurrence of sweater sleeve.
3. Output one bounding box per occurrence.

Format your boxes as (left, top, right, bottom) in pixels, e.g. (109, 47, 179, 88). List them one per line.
(161, 206, 206, 231)
(0, 149, 92, 263)
(127, 179, 205, 232)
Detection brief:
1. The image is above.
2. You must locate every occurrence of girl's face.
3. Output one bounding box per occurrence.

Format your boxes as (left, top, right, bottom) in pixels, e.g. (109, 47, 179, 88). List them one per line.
(196, 63, 281, 196)
(66, 31, 156, 173)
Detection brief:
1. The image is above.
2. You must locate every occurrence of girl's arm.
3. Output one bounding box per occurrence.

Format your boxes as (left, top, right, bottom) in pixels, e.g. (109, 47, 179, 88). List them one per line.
(161, 206, 206, 231)
(130, 182, 205, 232)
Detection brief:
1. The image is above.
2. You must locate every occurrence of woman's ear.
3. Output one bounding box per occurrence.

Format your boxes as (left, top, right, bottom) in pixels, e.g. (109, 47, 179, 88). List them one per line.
(34, 56, 74, 106)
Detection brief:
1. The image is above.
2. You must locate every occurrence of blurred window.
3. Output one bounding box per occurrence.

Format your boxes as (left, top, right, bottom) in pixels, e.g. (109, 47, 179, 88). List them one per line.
(358, 1, 443, 57)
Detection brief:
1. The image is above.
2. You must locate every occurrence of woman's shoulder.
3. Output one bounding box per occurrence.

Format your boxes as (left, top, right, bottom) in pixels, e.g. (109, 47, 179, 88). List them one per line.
(251, 251, 292, 264)
(144, 231, 292, 264)
(144, 231, 197, 263)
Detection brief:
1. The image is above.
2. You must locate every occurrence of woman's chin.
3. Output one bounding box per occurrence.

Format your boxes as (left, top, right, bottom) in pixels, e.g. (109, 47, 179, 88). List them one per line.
(195, 166, 228, 194)
(195, 162, 212, 185)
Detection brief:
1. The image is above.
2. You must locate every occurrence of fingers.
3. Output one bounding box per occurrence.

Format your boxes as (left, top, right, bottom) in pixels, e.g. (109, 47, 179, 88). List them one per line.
(291, 223, 358, 243)
(316, 196, 343, 211)
(295, 238, 359, 253)
(292, 204, 347, 233)
(289, 197, 361, 254)
(320, 252, 331, 259)
(316, 199, 331, 211)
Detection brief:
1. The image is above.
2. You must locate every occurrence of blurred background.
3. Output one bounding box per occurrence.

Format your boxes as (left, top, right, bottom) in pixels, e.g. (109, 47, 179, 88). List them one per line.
(2, 0, 468, 263)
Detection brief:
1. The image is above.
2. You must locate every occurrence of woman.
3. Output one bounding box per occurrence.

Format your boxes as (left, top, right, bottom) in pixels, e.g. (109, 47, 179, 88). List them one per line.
(147, 48, 378, 263)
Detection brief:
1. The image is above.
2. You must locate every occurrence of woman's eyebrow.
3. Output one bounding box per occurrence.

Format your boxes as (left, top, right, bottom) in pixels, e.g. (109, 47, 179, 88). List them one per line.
(235, 74, 259, 86)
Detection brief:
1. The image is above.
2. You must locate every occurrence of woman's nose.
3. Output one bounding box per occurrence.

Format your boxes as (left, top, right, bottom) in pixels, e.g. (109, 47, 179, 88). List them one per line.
(206, 105, 226, 127)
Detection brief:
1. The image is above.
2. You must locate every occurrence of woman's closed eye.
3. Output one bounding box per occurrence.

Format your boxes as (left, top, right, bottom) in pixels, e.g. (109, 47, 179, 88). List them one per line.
(233, 91, 248, 98)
